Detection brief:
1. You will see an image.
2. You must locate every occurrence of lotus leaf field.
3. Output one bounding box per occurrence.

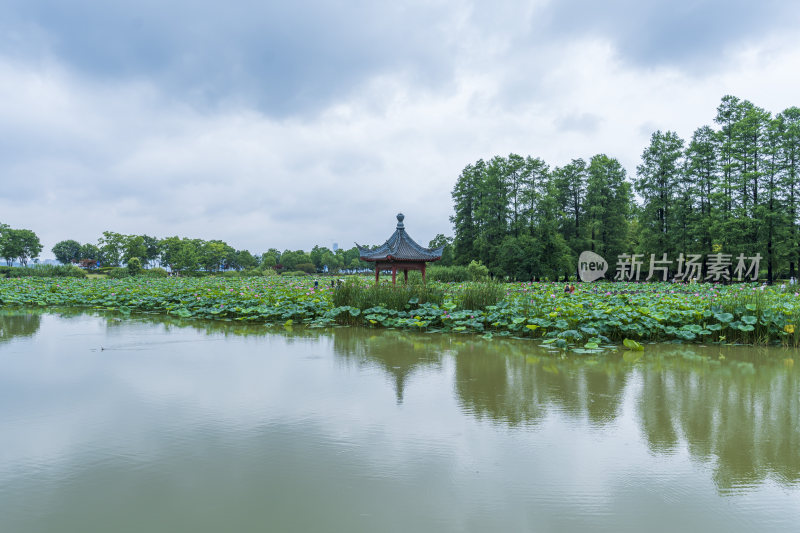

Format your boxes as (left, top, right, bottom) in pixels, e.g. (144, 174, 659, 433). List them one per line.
(2, 277, 800, 348)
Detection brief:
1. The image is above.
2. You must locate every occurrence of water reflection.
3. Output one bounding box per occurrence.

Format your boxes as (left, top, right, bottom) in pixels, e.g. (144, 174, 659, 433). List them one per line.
(0, 310, 41, 342)
(326, 329, 800, 491)
(633, 348, 800, 491)
(449, 339, 631, 428)
(331, 329, 445, 403)
(3, 309, 799, 496)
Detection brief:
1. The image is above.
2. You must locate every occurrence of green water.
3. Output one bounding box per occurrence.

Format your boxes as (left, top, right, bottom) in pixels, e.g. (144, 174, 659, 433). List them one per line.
(1, 310, 798, 532)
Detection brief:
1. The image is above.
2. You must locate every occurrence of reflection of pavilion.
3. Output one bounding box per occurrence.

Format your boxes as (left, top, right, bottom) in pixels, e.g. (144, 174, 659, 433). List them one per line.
(332, 329, 444, 403)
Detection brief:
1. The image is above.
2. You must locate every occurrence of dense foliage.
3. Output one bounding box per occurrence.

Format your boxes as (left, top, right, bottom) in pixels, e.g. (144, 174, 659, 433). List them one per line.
(0, 224, 42, 267)
(450, 95, 800, 282)
(2, 277, 800, 347)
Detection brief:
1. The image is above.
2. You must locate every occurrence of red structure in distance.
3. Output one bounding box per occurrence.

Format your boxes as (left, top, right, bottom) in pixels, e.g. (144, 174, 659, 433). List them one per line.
(356, 213, 443, 284)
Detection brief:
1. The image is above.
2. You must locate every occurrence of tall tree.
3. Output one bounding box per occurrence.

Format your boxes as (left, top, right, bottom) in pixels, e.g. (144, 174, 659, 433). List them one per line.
(79, 243, 101, 263)
(428, 234, 454, 266)
(52, 240, 82, 264)
(520, 156, 549, 233)
(551, 158, 587, 278)
(713, 95, 746, 249)
(584, 155, 632, 262)
(635, 130, 685, 258)
(756, 117, 788, 282)
(733, 101, 771, 255)
(141, 235, 162, 268)
(777, 107, 800, 277)
(504, 154, 527, 237)
(450, 160, 484, 264)
(98, 231, 125, 267)
(0, 224, 13, 265)
(3, 229, 42, 266)
(122, 235, 147, 265)
(685, 126, 718, 250)
(474, 156, 510, 271)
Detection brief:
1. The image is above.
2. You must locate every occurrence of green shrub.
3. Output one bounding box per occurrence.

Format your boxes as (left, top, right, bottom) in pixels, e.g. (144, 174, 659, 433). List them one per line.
(467, 260, 489, 281)
(262, 268, 278, 277)
(107, 267, 129, 279)
(127, 258, 142, 276)
(427, 265, 470, 282)
(237, 269, 264, 277)
(141, 267, 168, 278)
(0, 264, 87, 278)
(64, 265, 88, 278)
(283, 270, 308, 276)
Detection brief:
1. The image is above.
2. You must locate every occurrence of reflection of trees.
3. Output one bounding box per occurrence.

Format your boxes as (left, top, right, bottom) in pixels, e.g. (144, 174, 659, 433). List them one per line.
(634, 347, 800, 490)
(448, 339, 799, 491)
(33, 307, 800, 491)
(637, 369, 679, 452)
(0, 311, 41, 342)
(452, 341, 629, 428)
(454, 341, 526, 423)
(583, 365, 629, 424)
(332, 328, 444, 403)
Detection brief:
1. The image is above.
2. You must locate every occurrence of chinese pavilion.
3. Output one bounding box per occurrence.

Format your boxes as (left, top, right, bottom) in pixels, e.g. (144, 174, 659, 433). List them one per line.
(356, 213, 443, 284)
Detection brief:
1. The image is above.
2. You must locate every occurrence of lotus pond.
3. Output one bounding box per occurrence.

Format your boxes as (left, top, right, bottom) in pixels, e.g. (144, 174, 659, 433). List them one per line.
(1, 277, 800, 347)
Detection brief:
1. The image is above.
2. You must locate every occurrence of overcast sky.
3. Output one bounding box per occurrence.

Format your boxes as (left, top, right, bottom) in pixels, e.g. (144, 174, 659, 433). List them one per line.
(2, 1, 800, 259)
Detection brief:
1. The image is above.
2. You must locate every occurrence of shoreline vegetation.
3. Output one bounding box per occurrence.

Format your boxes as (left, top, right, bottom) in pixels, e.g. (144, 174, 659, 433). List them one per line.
(2, 276, 800, 349)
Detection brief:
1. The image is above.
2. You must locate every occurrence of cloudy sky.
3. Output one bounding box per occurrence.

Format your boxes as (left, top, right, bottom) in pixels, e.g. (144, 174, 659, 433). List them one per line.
(2, 1, 800, 259)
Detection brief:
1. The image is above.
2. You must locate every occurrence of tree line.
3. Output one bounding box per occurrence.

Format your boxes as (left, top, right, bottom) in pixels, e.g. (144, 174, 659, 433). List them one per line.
(47, 231, 370, 274)
(448, 95, 800, 282)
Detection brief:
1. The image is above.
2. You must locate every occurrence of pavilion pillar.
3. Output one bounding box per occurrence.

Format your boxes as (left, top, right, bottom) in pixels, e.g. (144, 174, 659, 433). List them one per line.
(403, 269, 408, 284)
(391, 265, 397, 285)
(422, 262, 426, 283)
(375, 266, 379, 285)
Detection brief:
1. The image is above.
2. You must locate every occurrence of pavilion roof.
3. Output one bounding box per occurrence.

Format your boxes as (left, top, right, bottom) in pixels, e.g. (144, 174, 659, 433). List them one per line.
(356, 214, 443, 262)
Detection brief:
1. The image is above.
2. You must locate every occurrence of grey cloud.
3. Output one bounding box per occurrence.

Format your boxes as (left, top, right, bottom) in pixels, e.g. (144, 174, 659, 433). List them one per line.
(527, 0, 800, 70)
(0, 0, 459, 117)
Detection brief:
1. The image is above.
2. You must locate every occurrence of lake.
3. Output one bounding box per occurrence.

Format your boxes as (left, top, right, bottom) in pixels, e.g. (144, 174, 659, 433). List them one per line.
(1, 310, 798, 532)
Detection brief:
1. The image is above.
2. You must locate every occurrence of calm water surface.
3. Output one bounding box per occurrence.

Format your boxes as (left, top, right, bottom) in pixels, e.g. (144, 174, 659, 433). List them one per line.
(1, 310, 799, 532)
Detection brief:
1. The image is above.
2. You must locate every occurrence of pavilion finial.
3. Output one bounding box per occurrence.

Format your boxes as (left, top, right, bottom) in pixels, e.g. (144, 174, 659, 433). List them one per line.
(396, 213, 405, 229)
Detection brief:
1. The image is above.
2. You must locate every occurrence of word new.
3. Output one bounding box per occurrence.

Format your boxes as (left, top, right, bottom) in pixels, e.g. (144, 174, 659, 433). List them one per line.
(578, 251, 608, 282)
